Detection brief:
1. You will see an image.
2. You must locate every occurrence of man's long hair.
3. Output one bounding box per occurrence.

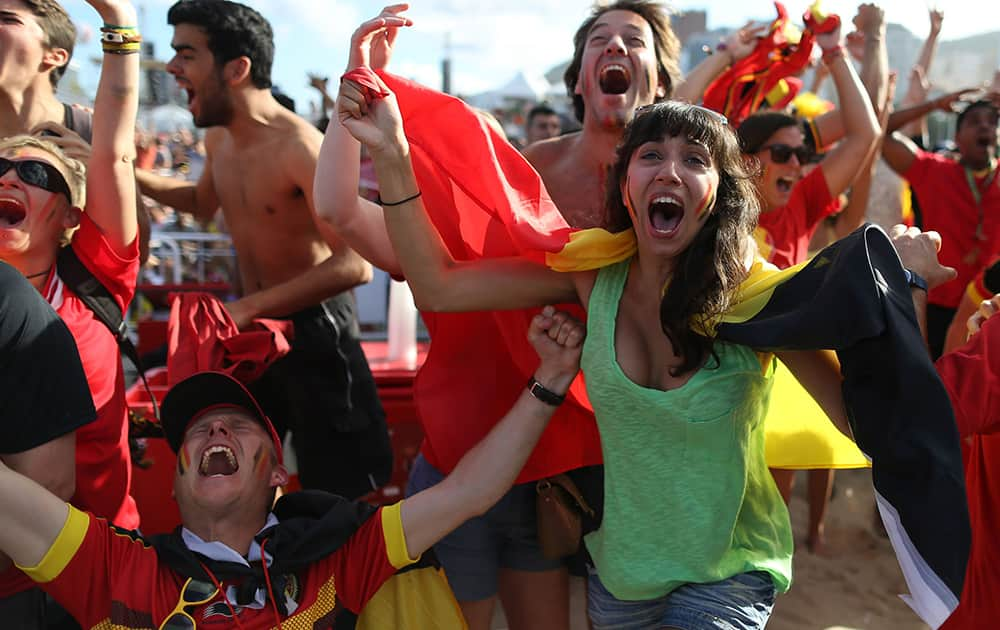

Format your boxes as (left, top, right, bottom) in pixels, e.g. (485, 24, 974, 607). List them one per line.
(563, 0, 680, 124)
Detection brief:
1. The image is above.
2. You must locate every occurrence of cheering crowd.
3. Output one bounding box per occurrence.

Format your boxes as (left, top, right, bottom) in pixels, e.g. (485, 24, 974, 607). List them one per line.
(1, 0, 999, 629)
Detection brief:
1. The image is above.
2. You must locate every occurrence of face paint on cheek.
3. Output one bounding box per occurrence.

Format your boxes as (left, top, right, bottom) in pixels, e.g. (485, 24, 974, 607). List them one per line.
(253, 446, 269, 479)
(694, 182, 716, 219)
(623, 175, 638, 222)
(178, 444, 192, 475)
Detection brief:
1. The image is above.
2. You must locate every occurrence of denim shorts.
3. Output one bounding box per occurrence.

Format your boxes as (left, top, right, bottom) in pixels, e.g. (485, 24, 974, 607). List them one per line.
(406, 453, 564, 601)
(587, 567, 776, 630)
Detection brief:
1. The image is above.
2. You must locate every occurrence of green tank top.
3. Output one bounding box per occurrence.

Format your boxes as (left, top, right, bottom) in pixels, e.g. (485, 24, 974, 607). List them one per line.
(581, 258, 793, 601)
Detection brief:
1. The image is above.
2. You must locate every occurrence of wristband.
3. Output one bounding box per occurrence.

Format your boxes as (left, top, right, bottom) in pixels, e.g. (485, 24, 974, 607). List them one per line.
(527, 376, 566, 407)
(100, 25, 142, 54)
(378, 191, 421, 207)
(821, 45, 846, 65)
(904, 268, 928, 293)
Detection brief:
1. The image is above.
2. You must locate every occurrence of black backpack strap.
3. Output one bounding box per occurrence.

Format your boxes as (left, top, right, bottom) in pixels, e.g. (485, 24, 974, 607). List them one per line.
(56, 246, 159, 420)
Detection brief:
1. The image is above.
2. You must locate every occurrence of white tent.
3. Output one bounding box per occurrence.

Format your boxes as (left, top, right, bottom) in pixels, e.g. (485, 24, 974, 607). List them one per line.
(494, 71, 551, 102)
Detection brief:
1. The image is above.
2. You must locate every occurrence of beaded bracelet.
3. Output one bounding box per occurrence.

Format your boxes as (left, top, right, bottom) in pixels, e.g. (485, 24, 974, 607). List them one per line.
(101, 25, 142, 55)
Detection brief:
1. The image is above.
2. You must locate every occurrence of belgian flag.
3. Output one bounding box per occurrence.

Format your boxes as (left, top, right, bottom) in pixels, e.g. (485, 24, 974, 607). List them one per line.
(717, 226, 969, 627)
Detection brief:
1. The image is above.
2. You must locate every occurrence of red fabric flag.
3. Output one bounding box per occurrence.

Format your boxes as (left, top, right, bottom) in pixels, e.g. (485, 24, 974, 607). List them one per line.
(167, 292, 294, 386)
(702, 2, 816, 127)
(361, 69, 603, 481)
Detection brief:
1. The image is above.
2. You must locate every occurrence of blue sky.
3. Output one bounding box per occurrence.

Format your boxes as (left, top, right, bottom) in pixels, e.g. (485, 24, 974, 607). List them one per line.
(60, 0, 996, 115)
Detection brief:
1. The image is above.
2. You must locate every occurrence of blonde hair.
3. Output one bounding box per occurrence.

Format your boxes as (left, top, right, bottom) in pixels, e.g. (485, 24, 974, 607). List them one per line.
(0, 135, 86, 207)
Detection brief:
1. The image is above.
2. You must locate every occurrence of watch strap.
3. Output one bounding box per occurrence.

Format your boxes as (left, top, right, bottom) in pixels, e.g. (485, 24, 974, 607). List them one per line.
(527, 377, 566, 406)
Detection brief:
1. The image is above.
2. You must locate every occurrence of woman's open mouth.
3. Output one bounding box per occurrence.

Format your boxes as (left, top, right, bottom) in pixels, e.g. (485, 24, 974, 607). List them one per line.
(648, 196, 684, 236)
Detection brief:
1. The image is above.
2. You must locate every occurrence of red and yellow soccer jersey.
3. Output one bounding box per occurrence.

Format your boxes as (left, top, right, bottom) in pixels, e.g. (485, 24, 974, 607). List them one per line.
(0, 212, 140, 599)
(936, 314, 1000, 628)
(903, 151, 1000, 309)
(754, 165, 838, 269)
(19, 503, 417, 629)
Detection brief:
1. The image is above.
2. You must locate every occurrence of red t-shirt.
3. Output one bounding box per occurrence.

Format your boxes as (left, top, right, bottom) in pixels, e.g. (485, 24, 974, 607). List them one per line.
(20, 503, 415, 628)
(904, 151, 1000, 309)
(935, 315, 1000, 628)
(0, 214, 139, 598)
(754, 166, 838, 269)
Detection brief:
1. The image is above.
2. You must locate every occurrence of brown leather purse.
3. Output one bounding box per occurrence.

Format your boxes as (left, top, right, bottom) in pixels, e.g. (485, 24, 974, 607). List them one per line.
(535, 473, 596, 560)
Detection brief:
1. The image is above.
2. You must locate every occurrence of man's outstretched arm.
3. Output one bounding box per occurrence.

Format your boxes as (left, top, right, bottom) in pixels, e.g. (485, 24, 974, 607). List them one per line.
(0, 459, 71, 571)
(399, 307, 584, 559)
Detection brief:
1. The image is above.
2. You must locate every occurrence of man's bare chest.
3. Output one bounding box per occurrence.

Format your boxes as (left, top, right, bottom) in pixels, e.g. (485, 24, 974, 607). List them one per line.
(543, 170, 608, 229)
(211, 152, 304, 222)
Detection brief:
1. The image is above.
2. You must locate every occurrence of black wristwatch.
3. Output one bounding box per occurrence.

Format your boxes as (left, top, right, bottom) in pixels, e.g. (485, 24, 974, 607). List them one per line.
(527, 376, 566, 406)
(904, 268, 928, 293)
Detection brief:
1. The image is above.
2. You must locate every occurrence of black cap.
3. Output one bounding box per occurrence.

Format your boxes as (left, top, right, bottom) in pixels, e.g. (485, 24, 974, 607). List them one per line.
(160, 372, 283, 464)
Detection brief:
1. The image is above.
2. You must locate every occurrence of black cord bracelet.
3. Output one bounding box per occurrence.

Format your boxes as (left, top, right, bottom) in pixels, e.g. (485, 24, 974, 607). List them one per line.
(527, 376, 566, 406)
(379, 191, 422, 207)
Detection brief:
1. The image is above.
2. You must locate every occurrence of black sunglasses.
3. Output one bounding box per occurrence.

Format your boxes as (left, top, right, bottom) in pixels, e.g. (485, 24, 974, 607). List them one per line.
(757, 143, 814, 165)
(0, 157, 73, 203)
(159, 578, 218, 630)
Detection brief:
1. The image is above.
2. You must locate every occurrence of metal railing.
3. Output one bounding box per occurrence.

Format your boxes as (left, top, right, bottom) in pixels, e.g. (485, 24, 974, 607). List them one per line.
(143, 230, 236, 285)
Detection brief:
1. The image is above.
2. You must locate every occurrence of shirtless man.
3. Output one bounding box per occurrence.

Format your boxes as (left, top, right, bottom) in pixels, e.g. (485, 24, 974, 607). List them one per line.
(136, 0, 391, 499)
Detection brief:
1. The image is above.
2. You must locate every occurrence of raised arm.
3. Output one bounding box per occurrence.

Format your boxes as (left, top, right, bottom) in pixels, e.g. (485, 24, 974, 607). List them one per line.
(673, 22, 765, 104)
(314, 9, 412, 275)
(886, 88, 980, 135)
(899, 9, 944, 140)
(337, 60, 577, 312)
(831, 73, 897, 240)
(853, 4, 888, 112)
(136, 129, 220, 223)
(400, 307, 583, 558)
(0, 459, 71, 571)
(0, 433, 76, 573)
(813, 21, 879, 199)
(83, 0, 141, 258)
(810, 5, 887, 149)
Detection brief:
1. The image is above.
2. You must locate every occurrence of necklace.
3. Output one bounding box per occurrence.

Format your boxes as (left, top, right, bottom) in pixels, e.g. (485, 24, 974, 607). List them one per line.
(24, 267, 51, 280)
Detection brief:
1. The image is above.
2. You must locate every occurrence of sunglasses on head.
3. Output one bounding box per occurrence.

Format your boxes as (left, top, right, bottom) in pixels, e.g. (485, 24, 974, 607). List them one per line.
(158, 578, 218, 630)
(0, 157, 73, 203)
(757, 143, 814, 165)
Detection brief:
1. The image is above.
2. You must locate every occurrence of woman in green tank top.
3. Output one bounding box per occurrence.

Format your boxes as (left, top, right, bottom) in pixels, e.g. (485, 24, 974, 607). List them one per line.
(342, 95, 856, 628)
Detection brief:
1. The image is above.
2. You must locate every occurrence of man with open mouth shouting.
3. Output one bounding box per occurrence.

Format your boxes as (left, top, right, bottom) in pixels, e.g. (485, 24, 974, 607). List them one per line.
(0, 305, 586, 630)
(135, 0, 392, 501)
(883, 94, 1000, 359)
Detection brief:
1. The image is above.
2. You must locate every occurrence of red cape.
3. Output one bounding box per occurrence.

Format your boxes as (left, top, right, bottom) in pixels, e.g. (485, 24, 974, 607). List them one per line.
(376, 70, 602, 481)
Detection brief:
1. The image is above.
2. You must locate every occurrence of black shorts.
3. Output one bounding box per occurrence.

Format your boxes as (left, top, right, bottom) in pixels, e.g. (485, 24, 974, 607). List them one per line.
(249, 292, 392, 499)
